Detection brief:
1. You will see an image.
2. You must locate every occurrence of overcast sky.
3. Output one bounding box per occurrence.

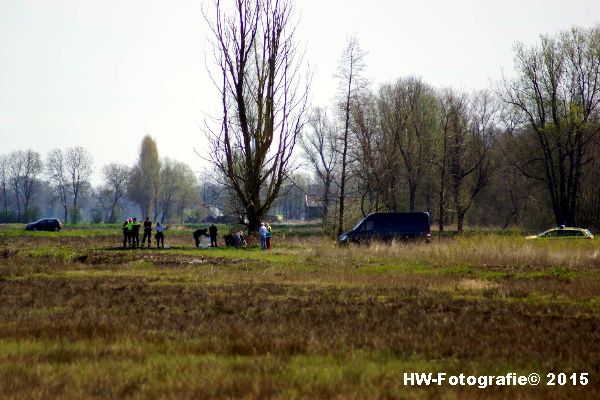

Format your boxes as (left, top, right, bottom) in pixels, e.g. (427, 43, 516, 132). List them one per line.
(1, 0, 599, 184)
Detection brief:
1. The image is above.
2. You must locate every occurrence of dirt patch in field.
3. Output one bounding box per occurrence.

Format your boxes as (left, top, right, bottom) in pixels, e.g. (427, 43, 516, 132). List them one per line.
(0, 248, 16, 259)
(456, 278, 500, 291)
(139, 253, 227, 266)
(73, 250, 253, 268)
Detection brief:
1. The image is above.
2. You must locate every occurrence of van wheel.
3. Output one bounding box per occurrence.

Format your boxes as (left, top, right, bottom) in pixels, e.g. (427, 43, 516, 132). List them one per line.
(54, 227, 60, 232)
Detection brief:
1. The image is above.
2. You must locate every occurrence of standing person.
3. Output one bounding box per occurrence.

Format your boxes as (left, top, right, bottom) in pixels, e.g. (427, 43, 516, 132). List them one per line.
(209, 223, 218, 247)
(193, 228, 208, 247)
(132, 217, 141, 248)
(266, 222, 273, 250)
(126, 218, 134, 247)
(155, 222, 164, 248)
(259, 222, 268, 251)
(122, 219, 129, 248)
(142, 217, 152, 248)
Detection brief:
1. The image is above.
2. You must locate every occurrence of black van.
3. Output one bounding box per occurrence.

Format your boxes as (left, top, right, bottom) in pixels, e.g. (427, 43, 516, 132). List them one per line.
(339, 212, 431, 244)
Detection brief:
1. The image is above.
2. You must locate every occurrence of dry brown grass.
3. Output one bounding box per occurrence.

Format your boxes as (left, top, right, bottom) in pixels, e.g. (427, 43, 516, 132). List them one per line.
(0, 230, 599, 398)
(297, 235, 600, 271)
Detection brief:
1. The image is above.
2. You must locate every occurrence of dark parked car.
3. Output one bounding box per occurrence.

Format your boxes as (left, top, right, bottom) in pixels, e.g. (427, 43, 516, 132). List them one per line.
(25, 218, 62, 232)
(339, 212, 431, 245)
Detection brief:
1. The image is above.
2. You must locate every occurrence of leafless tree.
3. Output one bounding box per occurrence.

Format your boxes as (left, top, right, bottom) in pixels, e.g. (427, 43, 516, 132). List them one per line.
(204, 0, 309, 232)
(375, 82, 409, 211)
(6, 150, 43, 222)
(157, 158, 199, 223)
(301, 107, 339, 219)
(456, 91, 497, 231)
(0, 155, 9, 219)
(65, 146, 93, 222)
(6, 153, 23, 221)
(335, 36, 367, 236)
(351, 92, 384, 215)
(46, 149, 70, 223)
(499, 25, 600, 226)
(377, 77, 437, 211)
(102, 163, 129, 223)
(438, 90, 497, 232)
(94, 186, 114, 223)
(436, 90, 457, 232)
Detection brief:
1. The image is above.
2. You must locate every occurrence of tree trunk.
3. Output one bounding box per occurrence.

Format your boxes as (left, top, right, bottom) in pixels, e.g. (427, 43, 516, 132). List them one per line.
(457, 210, 465, 233)
(247, 204, 259, 234)
(409, 181, 417, 212)
(322, 176, 331, 219)
(337, 84, 352, 237)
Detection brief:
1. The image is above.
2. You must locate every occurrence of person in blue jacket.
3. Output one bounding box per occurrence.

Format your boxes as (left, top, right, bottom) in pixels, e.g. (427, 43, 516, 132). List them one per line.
(258, 222, 268, 251)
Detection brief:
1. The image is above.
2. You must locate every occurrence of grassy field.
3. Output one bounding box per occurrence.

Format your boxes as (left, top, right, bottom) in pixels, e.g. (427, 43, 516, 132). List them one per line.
(0, 224, 599, 399)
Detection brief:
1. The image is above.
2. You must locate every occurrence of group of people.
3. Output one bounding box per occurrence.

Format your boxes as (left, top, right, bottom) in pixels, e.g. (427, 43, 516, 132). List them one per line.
(122, 217, 164, 248)
(121, 219, 273, 250)
(258, 221, 273, 251)
(194, 222, 271, 249)
(193, 223, 219, 248)
(223, 230, 248, 248)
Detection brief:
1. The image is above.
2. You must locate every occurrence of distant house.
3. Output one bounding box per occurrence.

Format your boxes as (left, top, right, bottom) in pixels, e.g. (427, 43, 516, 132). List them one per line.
(305, 195, 324, 220)
(205, 215, 243, 224)
(201, 205, 238, 224)
(206, 205, 223, 218)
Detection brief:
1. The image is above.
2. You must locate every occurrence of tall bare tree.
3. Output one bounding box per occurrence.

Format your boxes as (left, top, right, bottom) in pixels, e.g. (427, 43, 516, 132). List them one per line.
(7, 150, 43, 222)
(157, 158, 199, 223)
(204, 0, 309, 232)
(351, 92, 383, 215)
(436, 90, 457, 232)
(7, 152, 23, 221)
(437, 90, 496, 232)
(377, 78, 437, 211)
(102, 163, 129, 223)
(93, 186, 114, 223)
(21, 150, 43, 221)
(336, 36, 367, 236)
(500, 25, 600, 226)
(65, 146, 93, 222)
(451, 91, 497, 232)
(46, 149, 70, 223)
(0, 155, 9, 220)
(301, 107, 339, 219)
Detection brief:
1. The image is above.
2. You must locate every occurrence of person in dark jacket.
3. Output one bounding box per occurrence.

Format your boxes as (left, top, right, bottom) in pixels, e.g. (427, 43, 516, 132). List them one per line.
(193, 228, 209, 247)
(132, 218, 141, 248)
(209, 224, 218, 247)
(155, 222, 164, 248)
(142, 217, 152, 248)
(122, 220, 129, 248)
(265, 222, 273, 250)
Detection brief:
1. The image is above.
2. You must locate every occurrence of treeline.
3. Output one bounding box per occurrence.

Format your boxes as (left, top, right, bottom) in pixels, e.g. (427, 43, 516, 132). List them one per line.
(0, 136, 202, 224)
(301, 26, 600, 233)
(4, 20, 598, 233)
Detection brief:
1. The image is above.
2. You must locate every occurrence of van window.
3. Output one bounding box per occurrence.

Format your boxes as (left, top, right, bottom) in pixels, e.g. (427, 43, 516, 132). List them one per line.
(360, 221, 374, 232)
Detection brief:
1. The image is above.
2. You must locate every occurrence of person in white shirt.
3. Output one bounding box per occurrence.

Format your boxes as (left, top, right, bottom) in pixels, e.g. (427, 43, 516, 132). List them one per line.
(258, 222, 268, 251)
